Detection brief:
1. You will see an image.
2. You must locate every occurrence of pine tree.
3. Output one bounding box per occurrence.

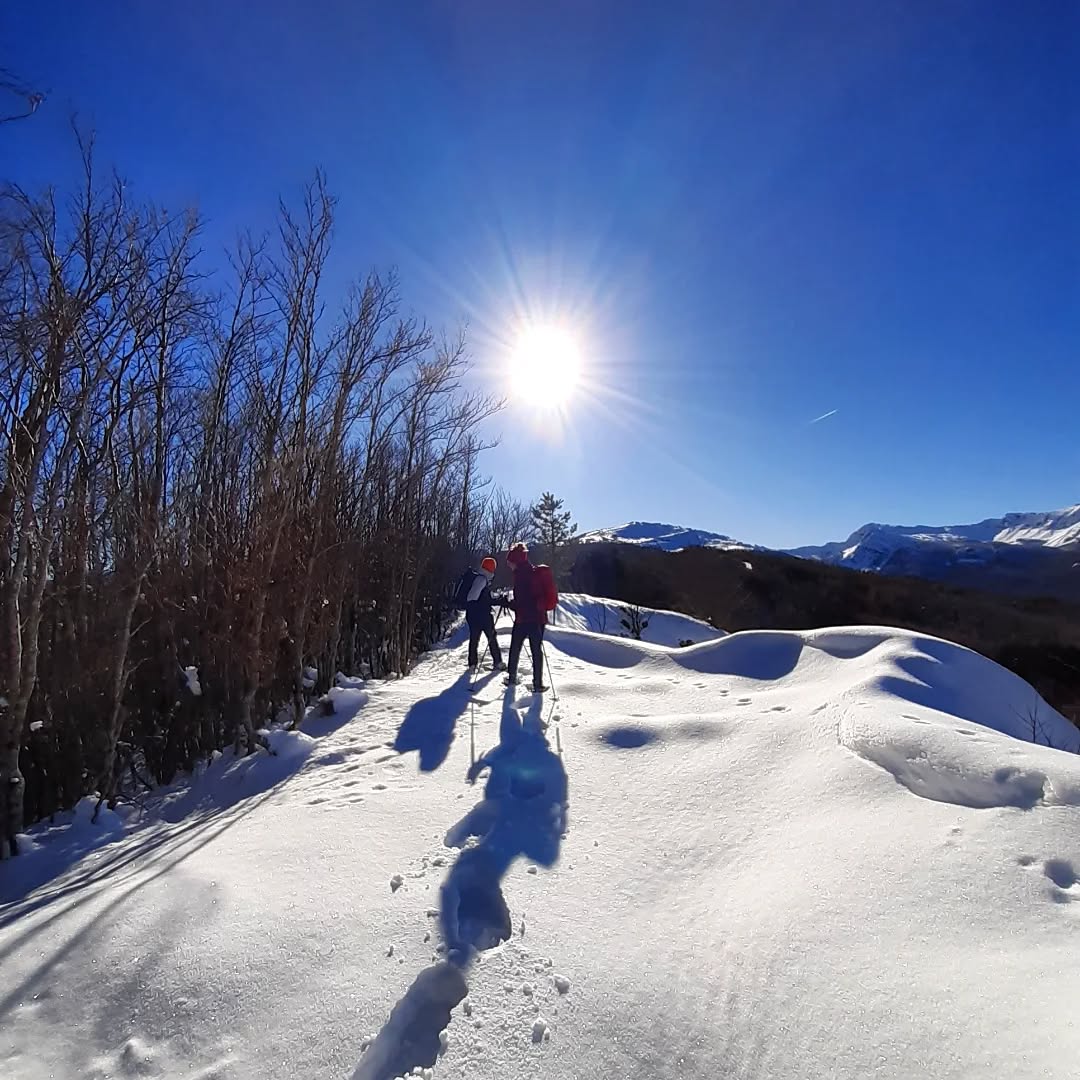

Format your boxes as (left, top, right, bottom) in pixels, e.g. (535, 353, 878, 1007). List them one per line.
(530, 492, 577, 568)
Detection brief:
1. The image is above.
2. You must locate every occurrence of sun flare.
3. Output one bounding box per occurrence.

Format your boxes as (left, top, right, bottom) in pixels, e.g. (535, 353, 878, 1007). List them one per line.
(509, 324, 583, 410)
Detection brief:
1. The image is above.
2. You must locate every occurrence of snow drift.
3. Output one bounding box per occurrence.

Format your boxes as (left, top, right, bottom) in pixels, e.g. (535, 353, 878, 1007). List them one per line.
(3, 615, 1080, 1080)
(551, 592, 725, 646)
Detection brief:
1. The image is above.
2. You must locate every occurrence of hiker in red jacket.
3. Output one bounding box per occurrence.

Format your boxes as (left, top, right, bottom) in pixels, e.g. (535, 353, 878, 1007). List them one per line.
(505, 542, 554, 692)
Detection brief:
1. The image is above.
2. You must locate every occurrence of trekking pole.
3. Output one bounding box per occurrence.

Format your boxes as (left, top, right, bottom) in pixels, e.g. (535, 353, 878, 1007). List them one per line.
(543, 643, 558, 701)
(470, 640, 488, 692)
(470, 698, 476, 768)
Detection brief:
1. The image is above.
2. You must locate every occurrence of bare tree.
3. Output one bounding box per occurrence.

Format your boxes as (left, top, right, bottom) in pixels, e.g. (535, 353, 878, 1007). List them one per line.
(0, 68, 45, 124)
(620, 604, 650, 641)
(0, 148, 503, 854)
(477, 487, 533, 560)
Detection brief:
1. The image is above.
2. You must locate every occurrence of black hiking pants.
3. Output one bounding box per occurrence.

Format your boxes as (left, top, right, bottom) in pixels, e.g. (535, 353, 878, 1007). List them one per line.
(508, 622, 545, 689)
(467, 612, 502, 669)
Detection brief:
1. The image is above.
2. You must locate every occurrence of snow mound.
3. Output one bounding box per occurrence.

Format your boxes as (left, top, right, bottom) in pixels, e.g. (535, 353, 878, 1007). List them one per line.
(5, 618, 1080, 1079)
(551, 592, 725, 646)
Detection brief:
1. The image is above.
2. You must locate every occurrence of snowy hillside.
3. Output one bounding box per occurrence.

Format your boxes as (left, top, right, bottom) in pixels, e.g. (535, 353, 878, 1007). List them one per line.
(793, 504, 1080, 571)
(4, 614, 1080, 1079)
(993, 505, 1080, 547)
(578, 520, 757, 552)
(551, 592, 725, 646)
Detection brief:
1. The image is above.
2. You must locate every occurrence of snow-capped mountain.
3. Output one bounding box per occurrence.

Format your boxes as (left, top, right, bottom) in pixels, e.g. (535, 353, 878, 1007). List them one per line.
(578, 521, 759, 552)
(580, 508, 1080, 594)
(792, 505, 1080, 572)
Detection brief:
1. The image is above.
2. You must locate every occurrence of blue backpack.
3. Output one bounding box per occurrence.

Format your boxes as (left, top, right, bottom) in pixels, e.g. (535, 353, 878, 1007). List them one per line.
(454, 569, 480, 610)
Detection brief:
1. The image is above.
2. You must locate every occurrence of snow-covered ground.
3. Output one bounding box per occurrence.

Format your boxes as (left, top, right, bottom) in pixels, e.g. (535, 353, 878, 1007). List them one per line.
(551, 592, 725, 646)
(4, 606, 1080, 1080)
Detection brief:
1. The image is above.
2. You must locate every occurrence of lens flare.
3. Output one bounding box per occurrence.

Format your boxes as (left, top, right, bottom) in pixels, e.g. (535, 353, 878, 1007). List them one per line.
(508, 324, 583, 410)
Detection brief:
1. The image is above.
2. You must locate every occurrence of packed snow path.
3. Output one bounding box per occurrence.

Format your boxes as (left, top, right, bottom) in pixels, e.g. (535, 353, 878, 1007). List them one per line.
(3, 610, 1080, 1079)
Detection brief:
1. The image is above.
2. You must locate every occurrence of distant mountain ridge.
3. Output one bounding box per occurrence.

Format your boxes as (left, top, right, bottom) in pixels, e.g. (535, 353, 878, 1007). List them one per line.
(579, 506, 1080, 599)
(791, 505, 1080, 572)
(579, 521, 761, 552)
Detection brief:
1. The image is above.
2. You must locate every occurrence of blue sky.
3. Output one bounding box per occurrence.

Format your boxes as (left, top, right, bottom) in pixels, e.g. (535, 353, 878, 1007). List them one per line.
(7, 1, 1079, 547)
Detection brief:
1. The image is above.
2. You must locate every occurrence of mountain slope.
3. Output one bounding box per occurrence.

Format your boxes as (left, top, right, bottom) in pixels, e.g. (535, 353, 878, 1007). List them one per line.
(3, 607, 1080, 1079)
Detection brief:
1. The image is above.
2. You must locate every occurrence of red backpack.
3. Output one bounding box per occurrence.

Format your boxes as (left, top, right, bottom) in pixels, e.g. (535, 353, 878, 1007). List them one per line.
(534, 564, 558, 612)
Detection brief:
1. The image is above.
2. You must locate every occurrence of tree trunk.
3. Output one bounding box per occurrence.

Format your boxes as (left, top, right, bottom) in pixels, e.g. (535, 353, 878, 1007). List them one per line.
(1, 717, 24, 857)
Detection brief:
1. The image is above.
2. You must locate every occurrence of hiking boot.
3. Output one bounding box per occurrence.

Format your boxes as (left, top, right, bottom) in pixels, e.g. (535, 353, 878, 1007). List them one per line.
(505, 674, 519, 685)
(492, 661, 507, 673)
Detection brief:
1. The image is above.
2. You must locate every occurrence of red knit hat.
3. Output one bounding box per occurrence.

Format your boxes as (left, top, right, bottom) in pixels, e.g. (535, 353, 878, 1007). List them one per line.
(507, 543, 528, 566)
(480, 556, 497, 574)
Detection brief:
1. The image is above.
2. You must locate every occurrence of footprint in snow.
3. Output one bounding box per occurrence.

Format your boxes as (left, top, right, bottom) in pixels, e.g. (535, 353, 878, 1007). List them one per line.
(1019, 856, 1080, 906)
(1044, 859, 1078, 891)
(736, 698, 752, 706)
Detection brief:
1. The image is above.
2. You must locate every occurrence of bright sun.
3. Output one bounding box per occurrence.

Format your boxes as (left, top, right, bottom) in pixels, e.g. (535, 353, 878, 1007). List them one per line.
(509, 324, 583, 410)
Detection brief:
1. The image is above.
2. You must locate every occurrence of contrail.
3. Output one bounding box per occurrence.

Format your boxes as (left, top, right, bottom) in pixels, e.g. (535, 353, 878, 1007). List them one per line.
(809, 408, 838, 425)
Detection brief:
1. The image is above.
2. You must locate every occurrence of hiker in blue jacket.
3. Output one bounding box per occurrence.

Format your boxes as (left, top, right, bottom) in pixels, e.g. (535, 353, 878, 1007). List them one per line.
(461, 556, 505, 675)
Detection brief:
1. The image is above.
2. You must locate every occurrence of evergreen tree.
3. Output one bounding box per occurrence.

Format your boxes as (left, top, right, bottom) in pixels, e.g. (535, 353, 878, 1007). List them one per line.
(531, 492, 577, 567)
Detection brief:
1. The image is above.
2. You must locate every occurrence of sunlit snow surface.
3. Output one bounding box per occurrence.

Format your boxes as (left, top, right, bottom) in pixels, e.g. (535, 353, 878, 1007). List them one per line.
(3, 599, 1080, 1080)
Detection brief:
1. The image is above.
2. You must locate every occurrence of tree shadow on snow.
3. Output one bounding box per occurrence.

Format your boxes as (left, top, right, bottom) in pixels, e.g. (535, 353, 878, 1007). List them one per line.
(351, 691, 568, 1080)
(1, 729, 317, 915)
(0, 784, 277, 1019)
(392, 671, 479, 772)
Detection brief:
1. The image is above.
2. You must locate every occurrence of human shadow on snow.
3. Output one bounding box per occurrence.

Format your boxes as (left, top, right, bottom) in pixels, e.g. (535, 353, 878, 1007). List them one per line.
(392, 670, 490, 772)
(440, 691, 568, 963)
(351, 690, 568, 1080)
